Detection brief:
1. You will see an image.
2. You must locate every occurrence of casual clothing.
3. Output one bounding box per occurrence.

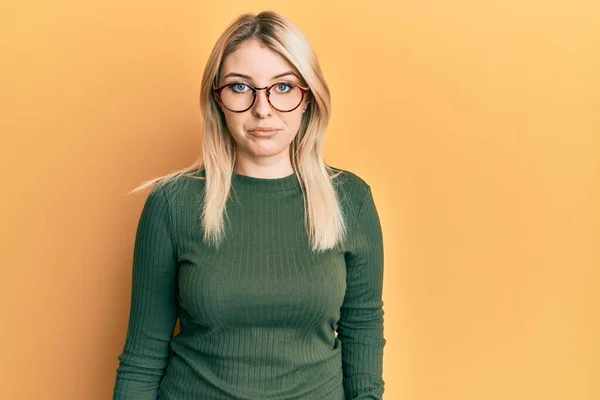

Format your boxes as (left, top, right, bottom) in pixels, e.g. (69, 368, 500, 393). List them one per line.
(113, 168, 385, 399)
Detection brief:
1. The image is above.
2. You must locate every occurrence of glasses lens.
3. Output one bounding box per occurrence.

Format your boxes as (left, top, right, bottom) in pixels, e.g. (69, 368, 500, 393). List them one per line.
(219, 83, 304, 112)
(269, 83, 303, 112)
(220, 84, 254, 111)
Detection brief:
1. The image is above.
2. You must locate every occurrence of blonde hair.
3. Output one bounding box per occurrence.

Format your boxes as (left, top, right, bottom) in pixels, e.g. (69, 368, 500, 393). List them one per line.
(130, 11, 346, 252)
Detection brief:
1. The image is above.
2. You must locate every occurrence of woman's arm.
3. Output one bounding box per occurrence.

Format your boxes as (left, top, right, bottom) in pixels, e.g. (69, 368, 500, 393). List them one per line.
(338, 184, 386, 400)
(113, 185, 179, 400)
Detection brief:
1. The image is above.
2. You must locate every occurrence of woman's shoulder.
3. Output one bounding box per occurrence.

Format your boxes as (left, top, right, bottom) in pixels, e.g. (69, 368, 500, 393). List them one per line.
(329, 165, 371, 192)
(150, 168, 207, 205)
(328, 165, 372, 209)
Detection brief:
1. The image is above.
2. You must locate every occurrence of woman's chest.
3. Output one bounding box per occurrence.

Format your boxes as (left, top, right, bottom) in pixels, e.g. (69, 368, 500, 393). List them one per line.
(174, 196, 347, 329)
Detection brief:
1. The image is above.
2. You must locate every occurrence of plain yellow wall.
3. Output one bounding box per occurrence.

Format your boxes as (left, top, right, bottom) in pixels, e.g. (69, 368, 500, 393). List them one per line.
(1, 1, 598, 399)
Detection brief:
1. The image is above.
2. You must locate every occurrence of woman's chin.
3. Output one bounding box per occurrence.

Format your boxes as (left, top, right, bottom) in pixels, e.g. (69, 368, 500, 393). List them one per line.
(246, 143, 290, 158)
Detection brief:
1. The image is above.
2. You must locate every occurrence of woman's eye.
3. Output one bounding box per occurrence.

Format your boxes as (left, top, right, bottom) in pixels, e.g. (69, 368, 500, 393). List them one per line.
(231, 83, 249, 93)
(274, 83, 293, 93)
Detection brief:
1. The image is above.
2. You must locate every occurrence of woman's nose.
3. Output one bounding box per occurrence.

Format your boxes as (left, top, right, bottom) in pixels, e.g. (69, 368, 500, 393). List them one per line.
(252, 89, 272, 117)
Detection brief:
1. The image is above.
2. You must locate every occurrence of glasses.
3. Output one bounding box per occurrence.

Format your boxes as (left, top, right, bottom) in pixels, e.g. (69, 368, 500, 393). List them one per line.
(213, 82, 309, 113)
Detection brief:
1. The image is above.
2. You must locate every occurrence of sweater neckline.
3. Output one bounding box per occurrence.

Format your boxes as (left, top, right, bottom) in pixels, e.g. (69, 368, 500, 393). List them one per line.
(232, 170, 301, 193)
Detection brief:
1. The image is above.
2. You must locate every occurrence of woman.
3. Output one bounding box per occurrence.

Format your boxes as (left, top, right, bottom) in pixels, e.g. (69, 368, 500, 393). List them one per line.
(113, 10, 385, 400)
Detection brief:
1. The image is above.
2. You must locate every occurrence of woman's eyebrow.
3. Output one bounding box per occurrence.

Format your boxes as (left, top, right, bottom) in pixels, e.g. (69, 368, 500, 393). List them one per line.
(271, 71, 298, 80)
(222, 71, 299, 80)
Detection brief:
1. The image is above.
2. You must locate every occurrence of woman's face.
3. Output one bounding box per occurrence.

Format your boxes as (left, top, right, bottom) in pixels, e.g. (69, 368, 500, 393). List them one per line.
(216, 39, 309, 164)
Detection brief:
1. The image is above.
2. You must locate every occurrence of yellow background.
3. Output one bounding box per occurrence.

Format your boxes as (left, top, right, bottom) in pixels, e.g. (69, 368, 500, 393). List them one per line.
(1, 1, 598, 399)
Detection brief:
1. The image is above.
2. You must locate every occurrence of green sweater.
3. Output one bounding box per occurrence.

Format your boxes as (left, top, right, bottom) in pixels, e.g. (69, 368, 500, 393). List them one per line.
(113, 168, 385, 400)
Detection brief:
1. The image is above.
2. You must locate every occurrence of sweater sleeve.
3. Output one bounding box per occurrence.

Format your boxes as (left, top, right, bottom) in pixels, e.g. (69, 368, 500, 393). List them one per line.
(113, 185, 179, 400)
(338, 185, 386, 400)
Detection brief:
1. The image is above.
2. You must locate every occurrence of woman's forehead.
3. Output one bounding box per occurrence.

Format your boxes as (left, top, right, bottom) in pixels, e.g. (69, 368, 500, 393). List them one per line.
(220, 40, 298, 82)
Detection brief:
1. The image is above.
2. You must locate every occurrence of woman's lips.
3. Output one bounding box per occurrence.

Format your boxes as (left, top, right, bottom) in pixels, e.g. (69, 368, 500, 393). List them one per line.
(248, 128, 280, 137)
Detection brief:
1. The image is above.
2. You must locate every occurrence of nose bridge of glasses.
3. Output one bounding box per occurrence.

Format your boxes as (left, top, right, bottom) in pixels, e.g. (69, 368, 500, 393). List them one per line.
(252, 85, 272, 107)
(253, 85, 270, 97)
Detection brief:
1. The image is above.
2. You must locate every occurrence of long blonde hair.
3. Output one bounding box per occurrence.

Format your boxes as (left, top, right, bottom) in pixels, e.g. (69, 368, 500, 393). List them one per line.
(130, 11, 346, 252)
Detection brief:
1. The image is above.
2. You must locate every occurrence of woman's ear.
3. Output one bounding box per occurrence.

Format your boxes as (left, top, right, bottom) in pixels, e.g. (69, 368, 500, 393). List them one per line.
(302, 100, 310, 112)
(213, 92, 223, 112)
(304, 91, 312, 108)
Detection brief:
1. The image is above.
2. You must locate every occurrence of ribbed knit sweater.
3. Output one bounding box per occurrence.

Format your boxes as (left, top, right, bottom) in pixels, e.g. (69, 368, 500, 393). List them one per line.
(112, 168, 385, 400)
